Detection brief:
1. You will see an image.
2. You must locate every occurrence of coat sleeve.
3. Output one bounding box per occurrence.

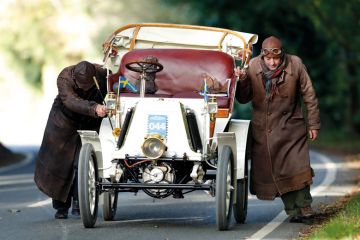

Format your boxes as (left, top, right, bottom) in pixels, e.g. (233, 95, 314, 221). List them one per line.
(235, 77, 252, 103)
(235, 60, 254, 103)
(297, 58, 321, 130)
(57, 68, 98, 118)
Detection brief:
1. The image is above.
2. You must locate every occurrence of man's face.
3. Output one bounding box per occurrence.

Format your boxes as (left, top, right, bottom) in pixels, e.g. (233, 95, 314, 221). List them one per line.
(263, 56, 281, 70)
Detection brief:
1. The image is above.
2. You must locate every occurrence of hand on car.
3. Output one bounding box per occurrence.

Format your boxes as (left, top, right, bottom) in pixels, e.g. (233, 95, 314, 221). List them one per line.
(96, 104, 107, 117)
(234, 66, 247, 81)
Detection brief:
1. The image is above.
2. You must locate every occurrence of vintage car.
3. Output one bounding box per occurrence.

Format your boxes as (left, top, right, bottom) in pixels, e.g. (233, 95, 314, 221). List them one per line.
(77, 23, 258, 230)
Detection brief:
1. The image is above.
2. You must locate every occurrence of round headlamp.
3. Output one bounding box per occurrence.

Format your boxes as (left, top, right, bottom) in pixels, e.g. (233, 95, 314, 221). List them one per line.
(141, 134, 166, 159)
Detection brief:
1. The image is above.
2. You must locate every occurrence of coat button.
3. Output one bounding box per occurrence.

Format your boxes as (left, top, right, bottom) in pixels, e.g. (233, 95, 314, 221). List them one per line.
(268, 112, 272, 116)
(268, 129, 272, 133)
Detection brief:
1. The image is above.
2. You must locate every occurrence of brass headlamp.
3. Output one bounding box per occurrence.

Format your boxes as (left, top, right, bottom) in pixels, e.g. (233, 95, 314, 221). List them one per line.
(141, 134, 166, 159)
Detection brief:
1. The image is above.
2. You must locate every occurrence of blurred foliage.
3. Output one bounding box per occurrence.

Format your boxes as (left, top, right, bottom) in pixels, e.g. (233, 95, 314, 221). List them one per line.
(0, 0, 192, 89)
(0, 0, 94, 89)
(0, 0, 359, 137)
(310, 128, 360, 155)
(161, 0, 360, 136)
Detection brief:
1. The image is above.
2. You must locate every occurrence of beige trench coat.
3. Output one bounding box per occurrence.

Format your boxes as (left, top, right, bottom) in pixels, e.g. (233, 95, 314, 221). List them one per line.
(236, 54, 321, 200)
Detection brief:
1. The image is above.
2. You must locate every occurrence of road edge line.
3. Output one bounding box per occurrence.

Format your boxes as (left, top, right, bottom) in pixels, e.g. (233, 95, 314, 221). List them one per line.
(0, 152, 33, 173)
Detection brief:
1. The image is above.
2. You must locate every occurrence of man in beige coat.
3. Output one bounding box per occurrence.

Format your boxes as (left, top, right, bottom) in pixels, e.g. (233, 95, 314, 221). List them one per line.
(235, 36, 321, 223)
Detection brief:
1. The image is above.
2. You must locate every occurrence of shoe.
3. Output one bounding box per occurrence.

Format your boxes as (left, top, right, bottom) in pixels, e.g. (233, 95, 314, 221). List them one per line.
(71, 200, 80, 216)
(289, 215, 314, 225)
(289, 216, 302, 223)
(71, 208, 80, 216)
(55, 209, 68, 219)
(300, 206, 314, 217)
(172, 189, 184, 199)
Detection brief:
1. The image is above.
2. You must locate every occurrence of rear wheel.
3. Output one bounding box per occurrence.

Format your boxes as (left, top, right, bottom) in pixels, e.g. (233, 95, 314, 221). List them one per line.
(216, 145, 234, 231)
(103, 191, 118, 221)
(233, 156, 248, 223)
(78, 143, 99, 228)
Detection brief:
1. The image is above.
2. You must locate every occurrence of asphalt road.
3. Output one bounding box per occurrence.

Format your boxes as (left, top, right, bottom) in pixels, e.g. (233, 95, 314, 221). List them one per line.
(0, 146, 357, 240)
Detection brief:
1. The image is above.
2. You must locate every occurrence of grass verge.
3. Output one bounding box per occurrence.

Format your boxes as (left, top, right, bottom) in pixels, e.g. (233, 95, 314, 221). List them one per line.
(304, 192, 360, 239)
(302, 129, 360, 239)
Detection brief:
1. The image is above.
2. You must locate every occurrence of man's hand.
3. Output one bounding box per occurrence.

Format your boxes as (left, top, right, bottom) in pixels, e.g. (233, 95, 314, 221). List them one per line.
(234, 66, 247, 81)
(308, 129, 318, 141)
(95, 104, 107, 117)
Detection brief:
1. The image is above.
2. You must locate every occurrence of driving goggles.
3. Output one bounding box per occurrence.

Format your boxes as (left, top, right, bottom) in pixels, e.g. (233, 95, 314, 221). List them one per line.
(261, 48, 282, 55)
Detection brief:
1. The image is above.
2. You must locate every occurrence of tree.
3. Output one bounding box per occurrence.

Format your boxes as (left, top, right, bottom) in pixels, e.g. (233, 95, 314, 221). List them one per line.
(0, 0, 358, 159)
(0, 0, 197, 157)
(296, 0, 360, 132)
(162, 0, 360, 134)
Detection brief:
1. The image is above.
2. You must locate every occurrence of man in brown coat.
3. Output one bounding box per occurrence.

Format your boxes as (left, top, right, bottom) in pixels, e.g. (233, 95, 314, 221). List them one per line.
(235, 36, 321, 223)
(34, 61, 108, 219)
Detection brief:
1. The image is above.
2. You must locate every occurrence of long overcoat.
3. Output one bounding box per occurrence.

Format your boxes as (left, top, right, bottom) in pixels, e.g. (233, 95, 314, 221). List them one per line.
(34, 64, 107, 202)
(236, 54, 321, 200)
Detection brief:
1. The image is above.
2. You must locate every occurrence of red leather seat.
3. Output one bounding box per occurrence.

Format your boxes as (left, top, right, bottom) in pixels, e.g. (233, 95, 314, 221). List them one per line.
(108, 49, 236, 109)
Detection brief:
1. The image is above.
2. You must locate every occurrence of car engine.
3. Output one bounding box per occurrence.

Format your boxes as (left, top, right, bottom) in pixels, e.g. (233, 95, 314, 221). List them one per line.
(142, 162, 175, 198)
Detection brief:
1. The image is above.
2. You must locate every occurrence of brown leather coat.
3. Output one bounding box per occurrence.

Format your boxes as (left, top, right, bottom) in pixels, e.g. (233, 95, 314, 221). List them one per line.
(34, 64, 107, 202)
(236, 54, 321, 200)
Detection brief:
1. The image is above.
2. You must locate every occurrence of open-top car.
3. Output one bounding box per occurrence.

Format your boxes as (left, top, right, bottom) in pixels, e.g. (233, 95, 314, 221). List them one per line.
(77, 23, 258, 230)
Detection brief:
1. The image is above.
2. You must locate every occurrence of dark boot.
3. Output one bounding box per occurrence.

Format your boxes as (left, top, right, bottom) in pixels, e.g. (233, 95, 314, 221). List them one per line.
(71, 199, 80, 216)
(53, 198, 70, 219)
(289, 215, 314, 225)
(172, 189, 184, 199)
(55, 208, 68, 219)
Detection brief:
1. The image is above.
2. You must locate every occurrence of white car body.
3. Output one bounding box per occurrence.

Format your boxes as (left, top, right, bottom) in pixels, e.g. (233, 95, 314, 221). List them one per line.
(77, 23, 257, 230)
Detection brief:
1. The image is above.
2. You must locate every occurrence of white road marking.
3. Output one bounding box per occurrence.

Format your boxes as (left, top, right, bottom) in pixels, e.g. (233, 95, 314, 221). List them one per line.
(248, 151, 337, 239)
(0, 153, 33, 173)
(0, 185, 37, 193)
(0, 173, 34, 180)
(0, 152, 53, 208)
(0, 178, 34, 186)
(27, 198, 52, 208)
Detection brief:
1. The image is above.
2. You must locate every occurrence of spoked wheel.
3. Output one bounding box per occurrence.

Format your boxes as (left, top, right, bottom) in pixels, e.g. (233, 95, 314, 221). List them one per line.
(103, 190, 118, 221)
(216, 145, 235, 231)
(78, 143, 99, 228)
(233, 154, 248, 223)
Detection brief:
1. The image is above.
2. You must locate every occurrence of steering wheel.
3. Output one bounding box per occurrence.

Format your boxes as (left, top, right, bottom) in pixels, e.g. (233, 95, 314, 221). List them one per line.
(125, 61, 163, 74)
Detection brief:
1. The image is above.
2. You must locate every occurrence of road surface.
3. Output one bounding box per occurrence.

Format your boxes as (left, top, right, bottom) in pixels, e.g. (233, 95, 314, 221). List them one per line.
(0, 146, 357, 240)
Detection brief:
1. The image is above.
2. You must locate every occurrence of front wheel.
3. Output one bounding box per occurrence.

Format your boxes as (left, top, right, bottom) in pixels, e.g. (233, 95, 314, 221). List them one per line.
(216, 145, 235, 231)
(78, 143, 99, 228)
(103, 191, 118, 221)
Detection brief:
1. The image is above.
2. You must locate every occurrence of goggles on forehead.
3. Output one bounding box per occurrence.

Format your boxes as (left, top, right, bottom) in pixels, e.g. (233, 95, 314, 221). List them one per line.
(261, 48, 282, 56)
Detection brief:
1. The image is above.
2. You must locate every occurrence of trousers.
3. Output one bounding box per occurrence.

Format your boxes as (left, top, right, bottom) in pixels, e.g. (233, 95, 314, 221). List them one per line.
(280, 185, 313, 216)
(52, 171, 78, 210)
